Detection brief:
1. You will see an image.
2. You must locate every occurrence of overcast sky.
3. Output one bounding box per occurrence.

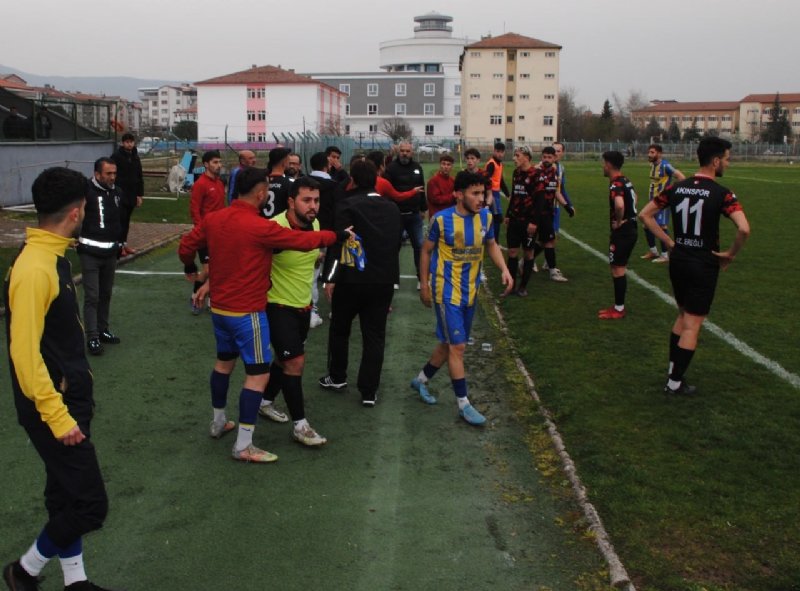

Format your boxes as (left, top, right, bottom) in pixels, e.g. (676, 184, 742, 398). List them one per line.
(2, 0, 798, 111)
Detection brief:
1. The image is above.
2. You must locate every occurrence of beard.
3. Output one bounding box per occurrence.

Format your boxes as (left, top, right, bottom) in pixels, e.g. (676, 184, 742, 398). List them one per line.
(285, 167, 298, 177)
(399, 156, 410, 165)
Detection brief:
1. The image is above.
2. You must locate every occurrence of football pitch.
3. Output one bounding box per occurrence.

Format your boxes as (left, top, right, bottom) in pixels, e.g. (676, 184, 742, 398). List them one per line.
(1, 158, 798, 591)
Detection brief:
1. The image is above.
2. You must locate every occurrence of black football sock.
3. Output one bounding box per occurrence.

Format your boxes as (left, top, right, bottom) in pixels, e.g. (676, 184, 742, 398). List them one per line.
(544, 247, 557, 269)
(532, 243, 544, 259)
(263, 364, 284, 401)
(507, 256, 518, 288)
(645, 228, 656, 249)
(669, 346, 695, 384)
(520, 259, 534, 289)
(613, 275, 627, 307)
(281, 374, 305, 422)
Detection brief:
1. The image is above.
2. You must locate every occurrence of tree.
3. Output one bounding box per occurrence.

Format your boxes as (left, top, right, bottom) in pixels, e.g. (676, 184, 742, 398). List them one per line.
(558, 87, 591, 141)
(320, 116, 345, 136)
(172, 120, 197, 141)
(666, 120, 682, 142)
(381, 117, 412, 142)
(590, 99, 615, 141)
(643, 116, 664, 142)
(761, 93, 791, 144)
(682, 118, 701, 143)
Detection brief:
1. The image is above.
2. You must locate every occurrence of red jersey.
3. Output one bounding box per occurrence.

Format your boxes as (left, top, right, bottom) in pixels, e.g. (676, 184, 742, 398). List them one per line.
(179, 200, 338, 313)
(426, 173, 455, 217)
(190, 173, 226, 226)
(375, 176, 418, 202)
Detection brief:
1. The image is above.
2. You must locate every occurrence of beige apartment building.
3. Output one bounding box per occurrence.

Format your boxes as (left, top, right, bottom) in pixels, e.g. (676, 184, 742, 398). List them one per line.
(460, 32, 561, 144)
(738, 93, 800, 141)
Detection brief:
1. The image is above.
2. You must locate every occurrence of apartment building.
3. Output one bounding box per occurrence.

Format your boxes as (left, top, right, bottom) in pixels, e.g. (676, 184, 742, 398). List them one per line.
(632, 101, 741, 138)
(459, 32, 561, 144)
(738, 93, 800, 141)
(138, 84, 196, 130)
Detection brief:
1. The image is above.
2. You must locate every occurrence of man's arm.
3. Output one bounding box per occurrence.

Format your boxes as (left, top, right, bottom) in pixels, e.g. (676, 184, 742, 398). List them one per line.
(418, 238, 435, 307)
(639, 200, 671, 246)
(713, 210, 750, 270)
(189, 181, 204, 226)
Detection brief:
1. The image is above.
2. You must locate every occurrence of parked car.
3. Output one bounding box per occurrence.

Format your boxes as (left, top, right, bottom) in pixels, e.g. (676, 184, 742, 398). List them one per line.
(417, 143, 448, 154)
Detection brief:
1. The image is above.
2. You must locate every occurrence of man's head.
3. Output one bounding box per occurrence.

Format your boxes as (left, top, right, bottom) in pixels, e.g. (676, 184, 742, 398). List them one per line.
(464, 148, 481, 171)
(286, 152, 302, 178)
(697, 137, 732, 177)
(202, 150, 222, 177)
(553, 142, 565, 161)
(438, 153, 454, 176)
(121, 132, 136, 152)
(397, 142, 413, 165)
(310, 151, 329, 173)
(647, 144, 663, 163)
(94, 157, 117, 188)
(287, 176, 321, 227)
(325, 146, 342, 170)
(32, 167, 87, 235)
(350, 160, 378, 190)
(492, 142, 506, 161)
(513, 145, 533, 168)
(268, 147, 291, 172)
(541, 146, 556, 168)
(365, 150, 386, 173)
(235, 167, 269, 207)
(238, 149, 256, 168)
(454, 170, 486, 215)
(602, 151, 625, 178)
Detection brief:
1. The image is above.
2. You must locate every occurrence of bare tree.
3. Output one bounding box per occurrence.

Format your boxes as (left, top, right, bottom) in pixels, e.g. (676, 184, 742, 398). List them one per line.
(381, 117, 412, 142)
(320, 116, 345, 136)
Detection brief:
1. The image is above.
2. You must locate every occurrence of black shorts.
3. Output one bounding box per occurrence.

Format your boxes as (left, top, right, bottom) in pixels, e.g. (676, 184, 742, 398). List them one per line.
(534, 213, 555, 244)
(266, 303, 310, 361)
(669, 254, 720, 316)
(506, 219, 534, 250)
(608, 230, 637, 267)
(198, 247, 210, 264)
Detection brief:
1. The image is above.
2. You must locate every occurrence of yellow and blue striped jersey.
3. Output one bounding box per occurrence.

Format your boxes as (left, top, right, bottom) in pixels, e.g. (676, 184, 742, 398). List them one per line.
(428, 206, 494, 306)
(648, 159, 676, 200)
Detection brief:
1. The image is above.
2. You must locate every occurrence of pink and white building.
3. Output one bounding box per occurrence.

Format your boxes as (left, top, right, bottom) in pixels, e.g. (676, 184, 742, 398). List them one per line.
(195, 65, 347, 143)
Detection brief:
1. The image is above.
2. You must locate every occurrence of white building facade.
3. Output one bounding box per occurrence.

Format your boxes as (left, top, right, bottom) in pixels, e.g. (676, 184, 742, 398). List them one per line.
(138, 84, 197, 131)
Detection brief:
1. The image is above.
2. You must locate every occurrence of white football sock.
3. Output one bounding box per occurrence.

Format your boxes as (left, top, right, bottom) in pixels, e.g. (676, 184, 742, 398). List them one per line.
(235, 424, 254, 451)
(456, 396, 470, 410)
(20, 542, 50, 576)
(60, 553, 87, 587)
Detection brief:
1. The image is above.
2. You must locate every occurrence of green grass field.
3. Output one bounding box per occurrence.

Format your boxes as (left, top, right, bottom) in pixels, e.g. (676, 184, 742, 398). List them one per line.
(482, 159, 800, 590)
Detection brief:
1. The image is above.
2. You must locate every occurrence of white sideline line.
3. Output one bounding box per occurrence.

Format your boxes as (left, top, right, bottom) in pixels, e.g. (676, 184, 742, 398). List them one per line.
(116, 270, 184, 276)
(725, 175, 799, 185)
(560, 229, 800, 390)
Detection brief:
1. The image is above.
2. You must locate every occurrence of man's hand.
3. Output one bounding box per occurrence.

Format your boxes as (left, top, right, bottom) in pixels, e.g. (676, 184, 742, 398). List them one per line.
(324, 282, 335, 301)
(414, 186, 424, 193)
(526, 222, 537, 236)
(419, 282, 432, 308)
(193, 281, 210, 308)
(712, 249, 735, 270)
(136, 196, 144, 207)
(60, 425, 85, 446)
(500, 267, 514, 296)
(564, 204, 575, 218)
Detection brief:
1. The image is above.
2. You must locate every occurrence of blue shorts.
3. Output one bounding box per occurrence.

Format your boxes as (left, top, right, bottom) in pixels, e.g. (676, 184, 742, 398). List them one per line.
(212, 311, 272, 374)
(490, 190, 502, 216)
(434, 302, 476, 345)
(654, 207, 670, 228)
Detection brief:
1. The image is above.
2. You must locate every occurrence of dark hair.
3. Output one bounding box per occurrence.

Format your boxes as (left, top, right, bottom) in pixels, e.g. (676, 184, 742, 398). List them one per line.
(288, 152, 302, 163)
(648, 144, 663, 153)
(542, 146, 556, 156)
(602, 151, 625, 170)
(439, 153, 455, 163)
(349, 153, 365, 168)
(325, 146, 342, 156)
(454, 170, 486, 192)
(94, 157, 115, 173)
(268, 147, 291, 169)
(464, 148, 481, 159)
(365, 150, 386, 170)
(493, 142, 506, 151)
(32, 167, 86, 218)
(309, 151, 328, 171)
(350, 160, 377, 190)
(697, 137, 732, 167)
(202, 150, 220, 164)
(235, 167, 269, 196)
(289, 175, 321, 198)
(553, 141, 565, 151)
(121, 132, 135, 143)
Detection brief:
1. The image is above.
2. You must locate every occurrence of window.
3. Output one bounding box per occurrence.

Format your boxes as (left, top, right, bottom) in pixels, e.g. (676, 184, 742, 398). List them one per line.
(367, 84, 378, 97)
(247, 132, 256, 142)
(492, 94, 503, 100)
(490, 115, 502, 125)
(543, 116, 554, 126)
(395, 103, 406, 116)
(508, 51, 516, 61)
(395, 83, 406, 97)
(368, 123, 378, 133)
(545, 51, 556, 57)
(521, 51, 530, 57)
(794, 108, 800, 115)
(544, 94, 555, 100)
(425, 124, 434, 135)
(506, 116, 513, 123)
(722, 115, 732, 121)
(345, 124, 351, 135)
(454, 124, 461, 136)
(161, 100, 168, 105)
(545, 73, 555, 79)
(454, 104, 460, 116)
(470, 73, 481, 79)
(543, 136, 554, 141)
(682, 116, 693, 122)
(671, 116, 679, 122)
(469, 93, 480, 100)
(424, 103, 435, 115)
(424, 83, 435, 96)
(454, 84, 461, 96)
(696, 116, 705, 122)
(658, 116, 666, 122)
(257, 110, 266, 121)
(518, 115, 525, 120)
(367, 103, 378, 115)
(247, 89, 256, 98)
(470, 51, 481, 57)
(507, 95, 514, 103)
(493, 51, 504, 57)
(493, 73, 504, 79)
(247, 110, 256, 121)
(345, 103, 350, 116)
(519, 94, 530, 100)
(508, 75, 514, 82)
(520, 73, 530, 79)
(339, 84, 350, 95)
(425, 64, 439, 72)
(257, 133, 267, 142)
(517, 136, 525, 141)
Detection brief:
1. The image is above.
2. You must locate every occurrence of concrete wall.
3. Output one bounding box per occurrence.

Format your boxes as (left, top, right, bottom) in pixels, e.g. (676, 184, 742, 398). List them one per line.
(0, 141, 113, 207)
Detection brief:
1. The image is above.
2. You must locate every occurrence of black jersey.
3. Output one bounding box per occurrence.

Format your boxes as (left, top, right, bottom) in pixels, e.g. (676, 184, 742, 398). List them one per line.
(509, 166, 554, 223)
(656, 174, 742, 263)
(608, 174, 638, 235)
(261, 174, 291, 219)
(537, 164, 560, 215)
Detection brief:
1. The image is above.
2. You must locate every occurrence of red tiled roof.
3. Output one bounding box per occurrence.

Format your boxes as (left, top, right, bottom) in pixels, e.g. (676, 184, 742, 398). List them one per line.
(0, 77, 30, 90)
(740, 93, 800, 103)
(633, 101, 740, 113)
(465, 32, 561, 50)
(196, 65, 321, 86)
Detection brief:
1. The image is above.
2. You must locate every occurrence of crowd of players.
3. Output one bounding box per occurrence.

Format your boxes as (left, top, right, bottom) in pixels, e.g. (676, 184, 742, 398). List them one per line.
(2, 134, 749, 590)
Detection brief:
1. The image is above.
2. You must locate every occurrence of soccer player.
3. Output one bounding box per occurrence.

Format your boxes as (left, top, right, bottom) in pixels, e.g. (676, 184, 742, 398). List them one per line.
(483, 142, 509, 241)
(179, 167, 348, 462)
(598, 151, 639, 319)
(259, 177, 328, 446)
(639, 137, 750, 395)
(551, 142, 574, 235)
(642, 144, 685, 263)
(410, 170, 513, 425)
(264, 147, 293, 219)
(4, 167, 117, 591)
(426, 153, 455, 219)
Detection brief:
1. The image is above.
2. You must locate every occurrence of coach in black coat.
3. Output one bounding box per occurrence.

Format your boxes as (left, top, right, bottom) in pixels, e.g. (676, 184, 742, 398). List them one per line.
(322, 159, 403, 406)
(110, 133, 144, 249)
